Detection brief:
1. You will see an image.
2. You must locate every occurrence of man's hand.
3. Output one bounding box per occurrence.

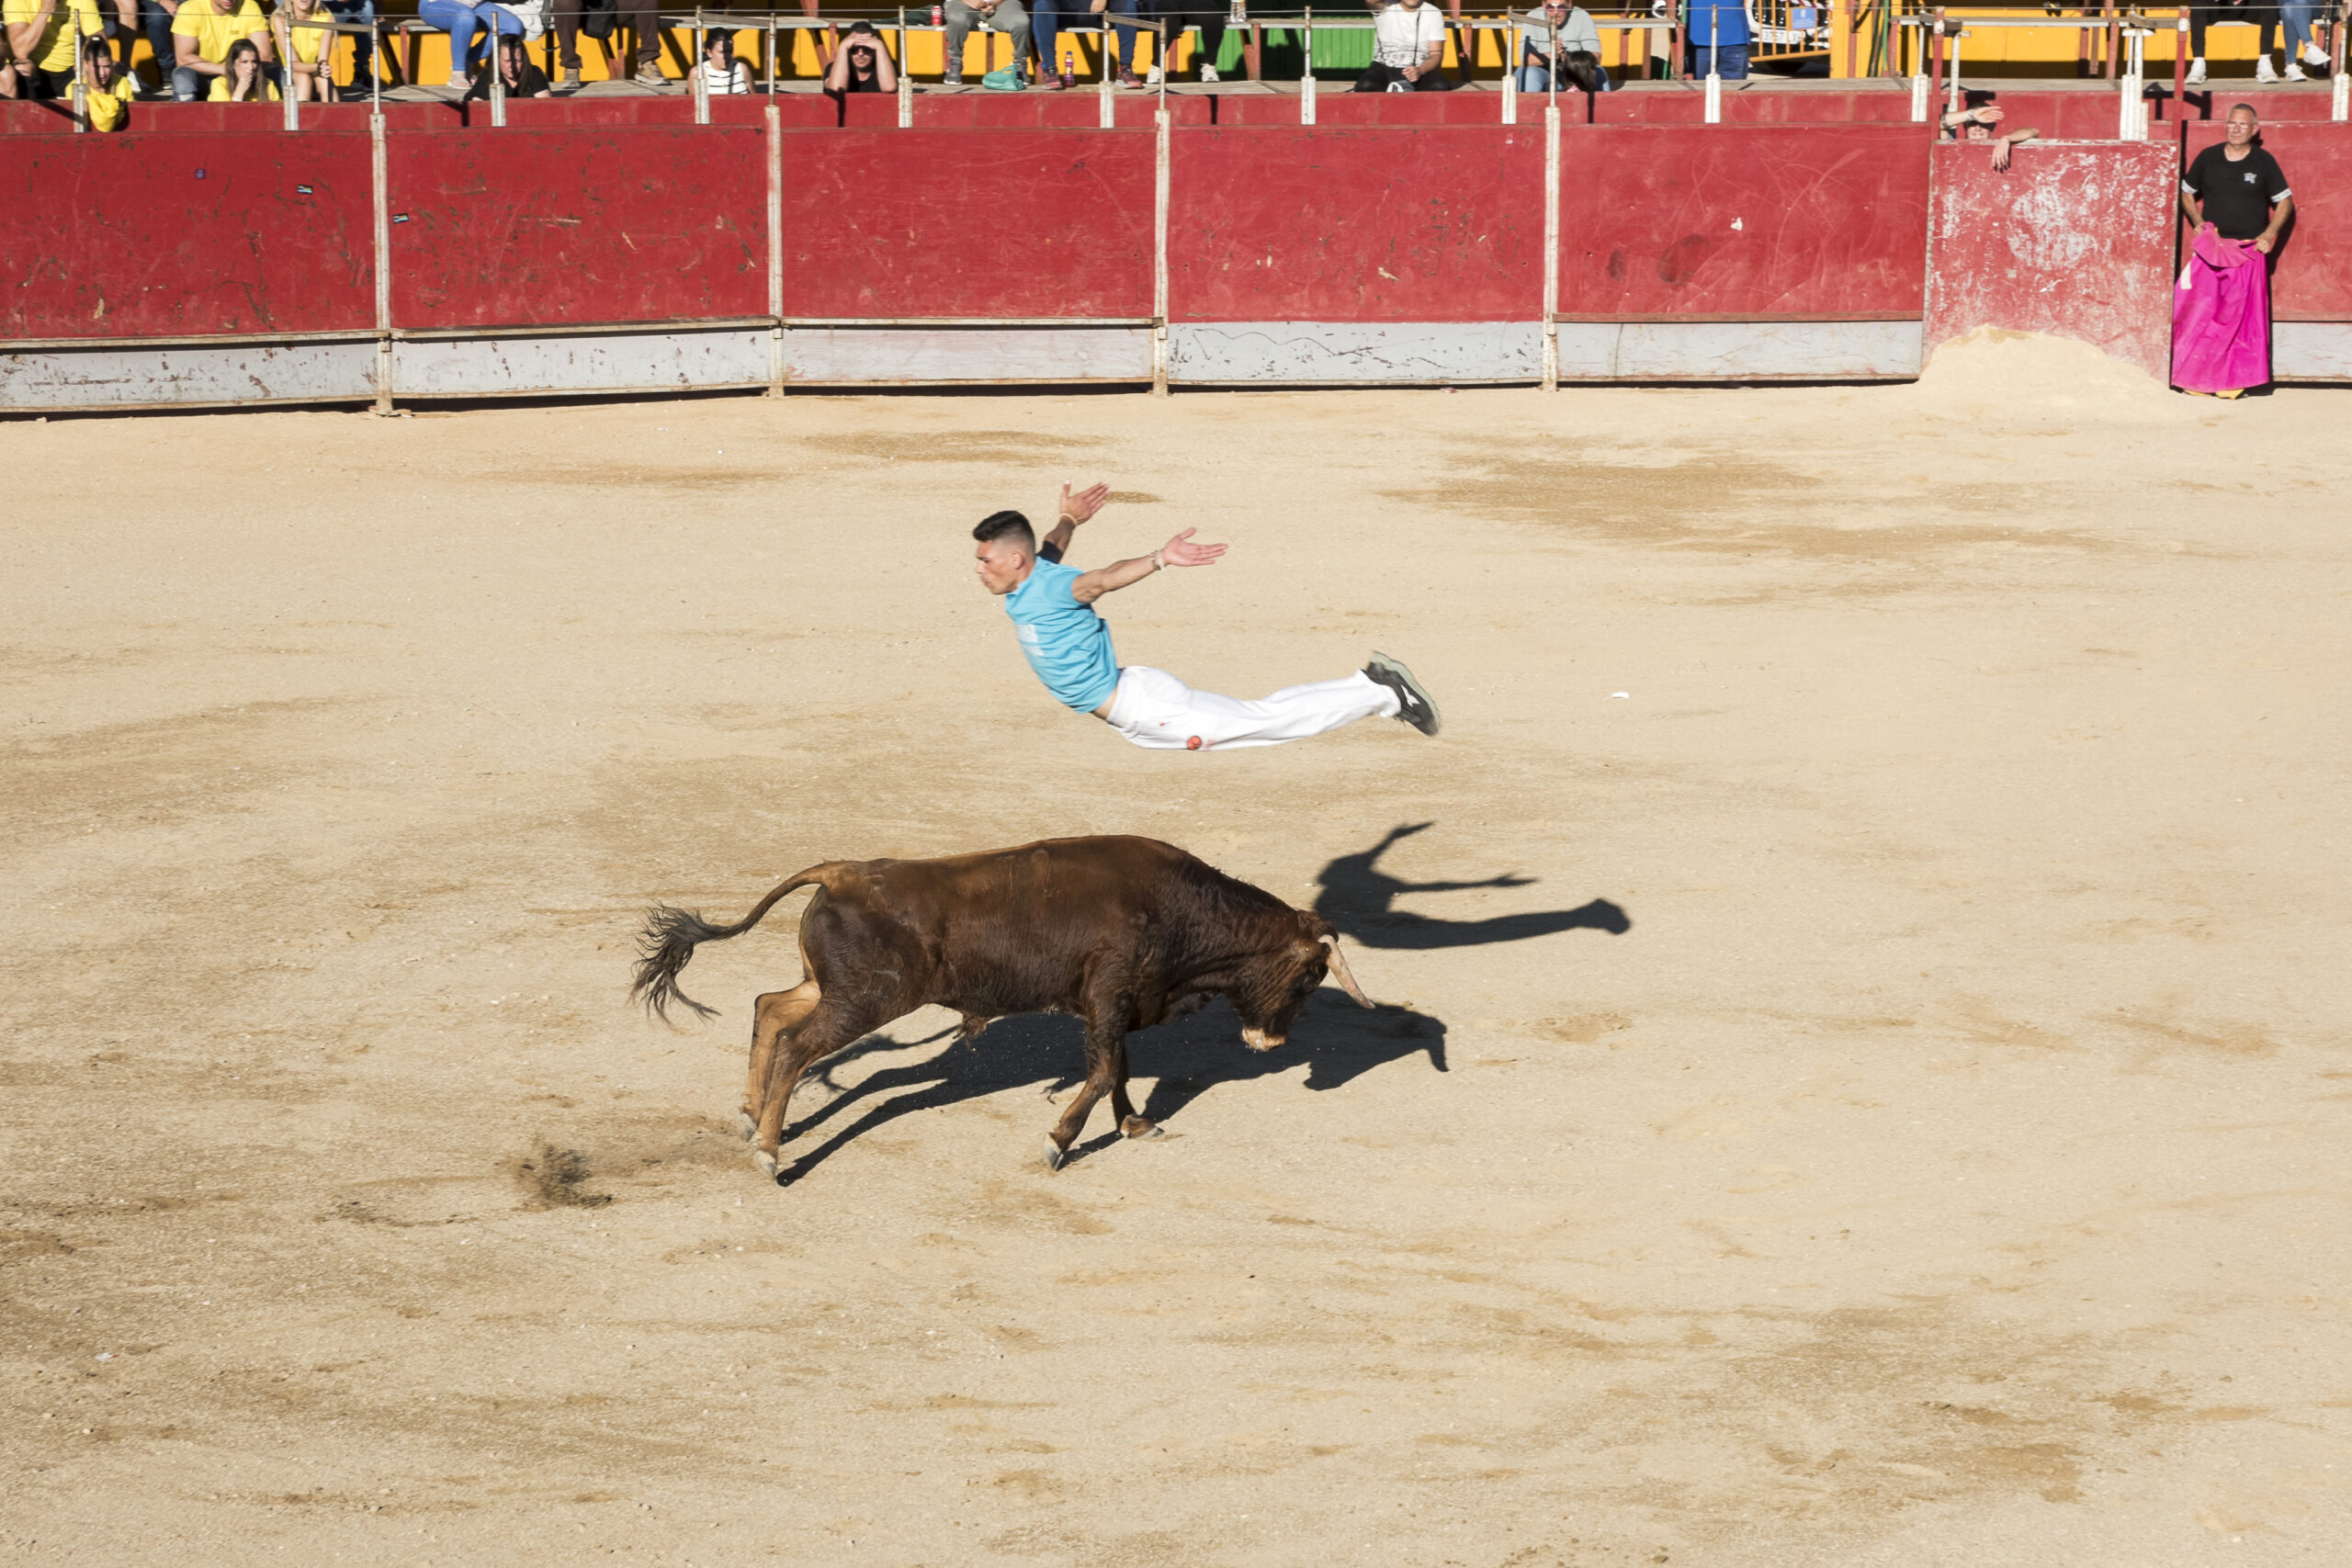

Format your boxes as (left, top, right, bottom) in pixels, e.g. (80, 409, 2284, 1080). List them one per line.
(1158, 527, 1226, 568)
(1059, 480, 1110, 527)
(2253, 231, 2277, 254)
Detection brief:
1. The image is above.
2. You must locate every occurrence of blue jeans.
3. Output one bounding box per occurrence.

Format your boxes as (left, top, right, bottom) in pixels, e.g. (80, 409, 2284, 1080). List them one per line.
(1035, 0, 1135, 74)
(170, 62, 208, 99)
(324, 0, 376, 78)
(1687, 40, 1748, 78)
(138, 0, 175, 91)
(2280, 0, 2318, 51)
(417, 0, 522, 73)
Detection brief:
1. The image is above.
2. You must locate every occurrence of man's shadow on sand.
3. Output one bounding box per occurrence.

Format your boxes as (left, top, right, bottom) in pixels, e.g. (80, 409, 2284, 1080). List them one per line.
(762, 823, 1626, 1183)
(1314, 821, 1631, 949)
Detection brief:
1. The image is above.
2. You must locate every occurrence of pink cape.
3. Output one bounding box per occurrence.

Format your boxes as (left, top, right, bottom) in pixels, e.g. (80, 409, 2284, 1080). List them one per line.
(2172, 225, 2271, 394)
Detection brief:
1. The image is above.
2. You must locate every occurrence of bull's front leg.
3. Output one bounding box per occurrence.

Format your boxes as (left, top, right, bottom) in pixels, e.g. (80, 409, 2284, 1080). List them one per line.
(1107, 1034, 1164, 1142)
(1043, 1021, 1124, 1173)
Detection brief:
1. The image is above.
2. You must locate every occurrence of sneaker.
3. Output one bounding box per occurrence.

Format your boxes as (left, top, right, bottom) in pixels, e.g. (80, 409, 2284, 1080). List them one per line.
(445, 68, 469, 89)
(1363, 652, 1441, 737)
(632, 65, 667, 87)
(558, 64, 582, 88)
(944, 71, 963, 85)
(1199, 63, 1219, 82)
(1144, 64, 1163, 85)
(2302, 42, 2328, 66)
(2256, 56, 2278, 82)
(2186, 56, 2206, 84)
(2286, 62, 2309, 80)
(1118, 67, 1142, 87)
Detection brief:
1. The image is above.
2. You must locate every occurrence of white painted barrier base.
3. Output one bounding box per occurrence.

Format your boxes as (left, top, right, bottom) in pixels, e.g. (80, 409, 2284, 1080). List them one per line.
(2273, 321, 2352, 381)
(2, 319, 1944, 411)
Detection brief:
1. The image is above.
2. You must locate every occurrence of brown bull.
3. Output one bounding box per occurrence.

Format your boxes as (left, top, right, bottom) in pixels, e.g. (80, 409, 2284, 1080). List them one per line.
(630, 835, 1374, 1179)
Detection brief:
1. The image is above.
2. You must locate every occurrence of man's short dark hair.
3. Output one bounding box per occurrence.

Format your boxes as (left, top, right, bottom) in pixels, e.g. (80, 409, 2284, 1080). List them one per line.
(974, 511, 1036, 551)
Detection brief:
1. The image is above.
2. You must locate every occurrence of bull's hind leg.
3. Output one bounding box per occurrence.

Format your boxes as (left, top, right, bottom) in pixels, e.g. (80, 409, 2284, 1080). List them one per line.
(1108, 1037, 1163, 1142)
(749, 998, 888, 1181)
(743, 982, 822, 1139)
(1044, 1021, 1129, 1173)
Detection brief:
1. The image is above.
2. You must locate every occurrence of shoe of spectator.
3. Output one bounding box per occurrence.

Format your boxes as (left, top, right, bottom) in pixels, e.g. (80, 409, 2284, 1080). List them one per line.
(445, 68, 469, 89)
(633, 66, 667, 87)
(1118, 67, 1141, 87)
(2303, 43, 2328, 65)
(1144, 64, 1162, 85)
(2186, 57, 2206, 84)
(2256, 55, 2278, 81)
(2286, 62, 2309, 79)
(1199, 63, 1218, 82)
(559, 65, 581, 87)
(345, 71, 379, 97)
(944, 71, 963, 85)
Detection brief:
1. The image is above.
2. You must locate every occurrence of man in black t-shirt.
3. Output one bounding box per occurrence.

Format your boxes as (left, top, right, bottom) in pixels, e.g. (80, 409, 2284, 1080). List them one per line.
(824, 19, 898, 95)
(2174, 104, 2293, 397)
(464, 35, 553, 100)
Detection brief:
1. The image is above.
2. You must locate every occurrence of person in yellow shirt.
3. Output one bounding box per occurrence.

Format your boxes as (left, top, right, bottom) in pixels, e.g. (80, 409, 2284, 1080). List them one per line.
(205, 30, 274, 96)
(271, 0, 336, 101)
(78, 31, 134, 124)
(4, 0, 121, 100)
(169, 0, 266, 98)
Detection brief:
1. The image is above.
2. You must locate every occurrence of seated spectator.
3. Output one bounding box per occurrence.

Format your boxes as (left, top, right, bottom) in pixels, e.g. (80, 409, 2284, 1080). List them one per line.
(464, 29, 548, 96)
(271, 0, 337, 103)
(1516, 0, 1608, 92)
(171, 0, 269, 101)
(1685, 0, 1748, 80)
(1940, 94, 2038, 172)
(824, 18, 896, 94)
(2186, 0, 2284, 85)
(1091, 0, 1144, 90)
(5, 0, 111, 100)
(416, 0, 533, 91)
(79, 31, 133, 125)
(209, 32, 275, 96)
(695, 27, 746, 94)
(550, 0, 662, 89)
(1354, 0, 1450, 92)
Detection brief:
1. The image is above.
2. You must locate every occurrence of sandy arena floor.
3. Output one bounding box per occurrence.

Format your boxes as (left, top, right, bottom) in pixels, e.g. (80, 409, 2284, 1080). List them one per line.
(4, 336, 2347, 1566)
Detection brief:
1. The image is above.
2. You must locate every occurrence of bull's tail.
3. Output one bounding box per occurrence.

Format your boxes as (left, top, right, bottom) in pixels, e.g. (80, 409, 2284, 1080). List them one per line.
(629, 863, 849, 1023)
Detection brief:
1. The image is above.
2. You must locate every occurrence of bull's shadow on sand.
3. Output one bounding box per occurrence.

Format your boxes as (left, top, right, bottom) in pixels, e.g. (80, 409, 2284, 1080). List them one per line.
(765, 995, 1448, 1183)
(1315, 821, 1631, 950)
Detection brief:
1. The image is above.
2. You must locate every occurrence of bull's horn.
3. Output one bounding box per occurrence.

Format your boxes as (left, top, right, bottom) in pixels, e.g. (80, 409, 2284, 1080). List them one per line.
(1320, 936, 1374, 1009)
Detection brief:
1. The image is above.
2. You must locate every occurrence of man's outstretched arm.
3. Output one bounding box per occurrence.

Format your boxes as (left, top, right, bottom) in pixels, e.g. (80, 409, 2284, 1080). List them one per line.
(1036, 481, 1112, 564)
(1071, 528, 1227, 604)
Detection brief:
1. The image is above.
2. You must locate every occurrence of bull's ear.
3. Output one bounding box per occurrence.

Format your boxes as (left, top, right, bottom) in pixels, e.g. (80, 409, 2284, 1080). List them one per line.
(1319, 935, 1374, 1010)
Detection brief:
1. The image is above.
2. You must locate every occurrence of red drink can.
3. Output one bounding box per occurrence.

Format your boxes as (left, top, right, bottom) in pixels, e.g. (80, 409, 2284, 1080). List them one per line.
(931, 4, 942, 24)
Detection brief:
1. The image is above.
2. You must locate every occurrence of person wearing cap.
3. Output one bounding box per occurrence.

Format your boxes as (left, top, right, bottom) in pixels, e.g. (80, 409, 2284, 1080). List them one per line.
(1516, 0, 1607, 92)
(2174, 103, 2292, 399)
(824, 17, 897, 93)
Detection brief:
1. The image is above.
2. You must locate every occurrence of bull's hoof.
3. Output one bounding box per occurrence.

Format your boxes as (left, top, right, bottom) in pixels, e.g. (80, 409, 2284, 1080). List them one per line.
(1120, 1117, 1164, 1140)
(752, 1147, 778, 1179)
(1041, 1137, 1067, 1173)
(739, 1111, 758, 1142)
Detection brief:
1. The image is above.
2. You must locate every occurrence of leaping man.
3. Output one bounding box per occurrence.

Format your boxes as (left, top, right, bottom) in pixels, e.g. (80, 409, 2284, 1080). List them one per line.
(971, 483, 1441, 750)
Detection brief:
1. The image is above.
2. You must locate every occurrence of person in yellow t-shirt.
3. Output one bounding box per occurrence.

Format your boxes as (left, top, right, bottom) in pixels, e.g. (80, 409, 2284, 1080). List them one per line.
(169, 0, 266, 99)
(78, 32, 134, 125)
(4, 0, 117, 100)
(272, 0, 336, 101)
(205, 31, 274, 96)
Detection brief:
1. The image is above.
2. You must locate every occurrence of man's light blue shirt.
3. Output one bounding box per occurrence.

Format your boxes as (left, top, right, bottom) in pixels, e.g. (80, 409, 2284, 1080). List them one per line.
(1004, 557, 1121, 713)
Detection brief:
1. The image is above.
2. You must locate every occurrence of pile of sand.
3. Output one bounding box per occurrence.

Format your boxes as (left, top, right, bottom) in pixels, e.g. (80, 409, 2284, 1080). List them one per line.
(1908, 326, 2196, 423)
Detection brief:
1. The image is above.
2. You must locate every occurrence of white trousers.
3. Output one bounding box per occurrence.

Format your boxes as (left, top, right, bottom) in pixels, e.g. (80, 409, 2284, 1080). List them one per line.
(1101, 665, 1399, 750)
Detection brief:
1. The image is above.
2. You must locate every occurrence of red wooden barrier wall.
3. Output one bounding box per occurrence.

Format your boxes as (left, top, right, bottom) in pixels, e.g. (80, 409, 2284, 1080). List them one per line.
(2182, 119, 2352, 321)
(778, 130, 1155, 319)
(1167, 126, 1546, 321)
(1923, 140, 2176, 378)
(0, 130, 374, 339)
(1556, 125, 1928, 318)
(386, 126, 767, 328)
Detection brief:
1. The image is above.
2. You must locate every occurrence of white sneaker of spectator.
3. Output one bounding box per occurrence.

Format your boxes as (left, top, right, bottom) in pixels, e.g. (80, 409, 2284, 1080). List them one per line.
(1200, 63, 1218, 81)
(2186, 57, 2206, 84)
(2302, 42, 2328, 66)
(1144, 64, 1162, 85)
(2285, 62, 2307, 79)
(2256, 55, 2278, 82)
